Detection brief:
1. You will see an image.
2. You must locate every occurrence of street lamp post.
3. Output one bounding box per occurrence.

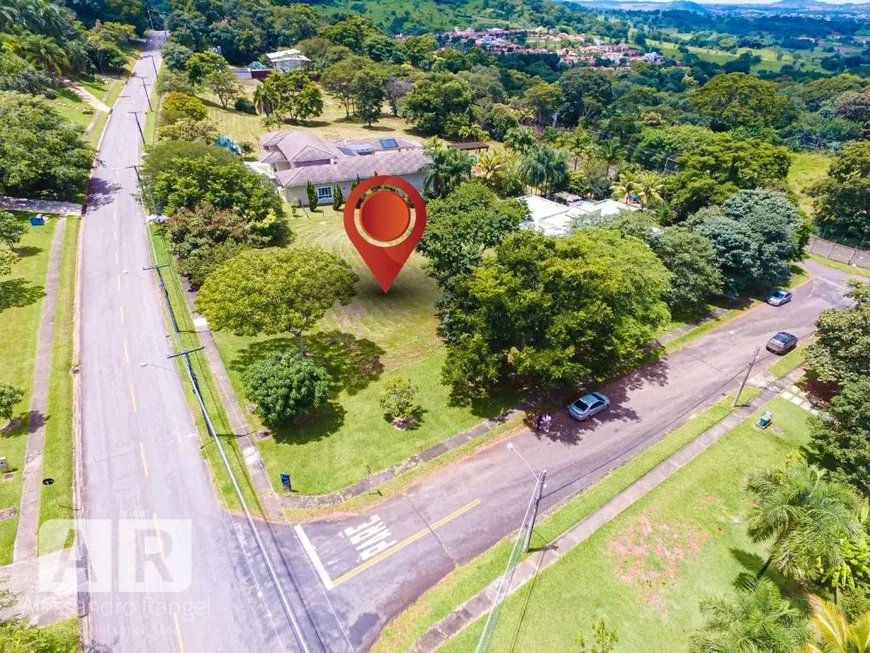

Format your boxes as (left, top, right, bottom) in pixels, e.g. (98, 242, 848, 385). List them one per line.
(729, 330, 761, 408)
(507, 443, 547, 552)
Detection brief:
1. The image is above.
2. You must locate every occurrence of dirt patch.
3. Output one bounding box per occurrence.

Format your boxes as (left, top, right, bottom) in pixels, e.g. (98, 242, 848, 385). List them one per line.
(606, 513, 710, 607)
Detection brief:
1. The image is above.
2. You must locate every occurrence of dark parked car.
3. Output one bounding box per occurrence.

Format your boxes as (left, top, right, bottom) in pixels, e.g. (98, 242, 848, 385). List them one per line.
(766, 331, 798, 355)
(766, 289, 793, 307)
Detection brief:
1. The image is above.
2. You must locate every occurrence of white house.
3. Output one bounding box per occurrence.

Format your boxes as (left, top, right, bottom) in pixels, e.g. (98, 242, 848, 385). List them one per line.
(260, 131, 431, 206)
(265, 49, 311, 72)
(521, 195, 639, 237)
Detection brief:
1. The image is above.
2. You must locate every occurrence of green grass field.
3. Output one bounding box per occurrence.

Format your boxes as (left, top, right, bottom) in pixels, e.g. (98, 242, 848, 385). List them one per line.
(441, 397, 813, 652)
(205, 83, 420, 148)
(788, 151, 832, 216)
(0, 216, 56, 565)
(50, 88, 94, 132)
(374, 387, 763, 652)
(211, 205, 518, 496)
(38, 219, 80, 550)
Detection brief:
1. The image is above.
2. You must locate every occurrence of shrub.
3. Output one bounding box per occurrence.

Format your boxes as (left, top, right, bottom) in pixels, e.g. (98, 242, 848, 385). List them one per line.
(242, 351, 331, 428)
(377, 377, 419, 425)
(234, 96, 256, 114)
(0, 382, 24, 421)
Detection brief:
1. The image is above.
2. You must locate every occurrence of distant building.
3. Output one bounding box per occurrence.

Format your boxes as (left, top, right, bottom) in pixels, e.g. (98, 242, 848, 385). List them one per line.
(265, 49, 310, 72)
(260, 131, 430, 206)
(521, 195, 638, 237)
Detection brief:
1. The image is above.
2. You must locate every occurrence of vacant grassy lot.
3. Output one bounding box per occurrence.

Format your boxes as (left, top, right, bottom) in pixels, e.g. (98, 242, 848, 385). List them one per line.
(205, 83, 420, 148)
(211, 205, 517, 495)
(0, 216, 55, 565)
(441, 397, 812, 653)
(38, 219, 80, 549)
(788, 151, 831, 217)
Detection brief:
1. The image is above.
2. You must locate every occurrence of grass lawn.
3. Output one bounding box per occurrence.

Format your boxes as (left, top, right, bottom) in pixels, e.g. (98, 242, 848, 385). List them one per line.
(37, 617, 80, 650)
(205, 83, 421, 148)
(38, 219, 80, 551)
(807, 253, 870, 277)
(769, 341, 810, 379)
(441, 396, 813, 653)
(149, 227, 262, 516)
(210, 205, 518, 495)
(50, 88, 94, 132)
(788, 151, 831, 216)
(374, 387, 763, 652)
(0, 215, 56, 565)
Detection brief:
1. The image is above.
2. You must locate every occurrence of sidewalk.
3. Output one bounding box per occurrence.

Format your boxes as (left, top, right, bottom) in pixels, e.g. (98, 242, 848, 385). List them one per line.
(13, 219, 68, 561)
(0, 197, 83, 217)
(411, 367, 805, 652)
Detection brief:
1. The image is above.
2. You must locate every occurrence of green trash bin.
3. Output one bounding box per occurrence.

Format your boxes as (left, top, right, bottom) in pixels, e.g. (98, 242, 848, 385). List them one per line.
(758, 411, 773, 429)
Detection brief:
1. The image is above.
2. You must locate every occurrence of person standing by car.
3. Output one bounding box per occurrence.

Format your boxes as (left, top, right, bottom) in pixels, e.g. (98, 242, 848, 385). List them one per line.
(543, 413, 552, 433)
(535, 413, 543, 432)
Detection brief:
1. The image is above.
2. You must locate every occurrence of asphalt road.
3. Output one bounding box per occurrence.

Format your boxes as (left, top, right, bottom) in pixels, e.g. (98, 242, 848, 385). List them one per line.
(285, 260, 856, 651)
(78, 33, 348, 653)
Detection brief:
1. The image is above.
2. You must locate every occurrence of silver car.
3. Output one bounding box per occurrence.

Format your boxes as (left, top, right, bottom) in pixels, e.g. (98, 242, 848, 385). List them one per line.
(766, 289, 793, 307)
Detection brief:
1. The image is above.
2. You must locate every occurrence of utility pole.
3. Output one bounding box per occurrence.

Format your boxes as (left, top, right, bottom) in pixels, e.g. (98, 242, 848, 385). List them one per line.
(145, 55, 159, 77)
(139, 76, 153, 112)
(129, 111, 145, 144)
(127, 164, 141, 184)
(523, 469, 547, 553)
(733, 345, 761, 407)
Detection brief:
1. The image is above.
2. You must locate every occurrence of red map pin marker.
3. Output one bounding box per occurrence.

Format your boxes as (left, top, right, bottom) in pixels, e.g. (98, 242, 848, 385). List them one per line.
(343, 175, 427, 293)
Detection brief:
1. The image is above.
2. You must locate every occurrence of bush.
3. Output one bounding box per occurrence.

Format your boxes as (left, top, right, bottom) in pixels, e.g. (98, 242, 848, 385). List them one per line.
(242, 351, 331, 428)
(161, 92, 208, 125)
(234, 96, 256, 114)
(0, 382, 24, 421)
(377, 377, 419, 425)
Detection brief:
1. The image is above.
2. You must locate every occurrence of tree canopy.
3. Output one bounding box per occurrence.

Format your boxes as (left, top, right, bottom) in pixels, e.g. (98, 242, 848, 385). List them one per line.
(242, 351, 331, 428)
(806, 281, 870, 387)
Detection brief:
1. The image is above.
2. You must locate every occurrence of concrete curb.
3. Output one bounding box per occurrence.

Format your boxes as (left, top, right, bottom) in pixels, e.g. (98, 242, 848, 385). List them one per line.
(410, 368, 806, 652)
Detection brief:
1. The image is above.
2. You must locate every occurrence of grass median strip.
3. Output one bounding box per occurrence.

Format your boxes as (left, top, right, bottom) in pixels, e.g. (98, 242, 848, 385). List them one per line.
(148, 225, 261, 516)
(38, 218, 80, 551)
(372, 386, 762, 653)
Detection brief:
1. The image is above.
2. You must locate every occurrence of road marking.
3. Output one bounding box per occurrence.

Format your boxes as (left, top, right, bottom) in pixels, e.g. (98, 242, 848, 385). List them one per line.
(173, 612, 186, 653)
(139, 442, 149, 477)
(123, 340, 130, 364)
(129, 384, 137, 412)
(115, 250, 119, 264)
(294, 525, 334, 590)
(119, 305, 125, 323)
(332, 499, 481, 588)
(113, 208, 118, 222)
(116, 275, 121, 291)
(114, 228, 118, 241)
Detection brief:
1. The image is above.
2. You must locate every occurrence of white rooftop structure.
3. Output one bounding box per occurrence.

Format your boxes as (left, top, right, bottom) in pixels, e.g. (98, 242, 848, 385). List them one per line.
(265, 49, 310, 72)
(520, 195, 638, 237)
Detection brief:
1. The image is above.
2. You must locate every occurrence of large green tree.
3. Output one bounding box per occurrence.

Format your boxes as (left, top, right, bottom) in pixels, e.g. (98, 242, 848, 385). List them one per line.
(423, 139, 472, 199)
(806, 280, 870, 386)
(417, 181, 527, 289)
(440, 229, 671, 400)
(558, 67, 613, 125)
(352, 67, 386, 127)
(195, 248, 358, 354)
(519, 143, 568, 196)
(689, 580, 810, 653)
(403, 72, 474, 137)
(813, 141, 870, 245)
(810, 379, 870, 496)
(690, 72, 790, 131)
(0, 91, 92, 200)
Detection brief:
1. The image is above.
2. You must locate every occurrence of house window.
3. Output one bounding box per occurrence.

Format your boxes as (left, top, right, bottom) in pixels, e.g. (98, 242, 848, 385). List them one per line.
(316, 186, 333, 201)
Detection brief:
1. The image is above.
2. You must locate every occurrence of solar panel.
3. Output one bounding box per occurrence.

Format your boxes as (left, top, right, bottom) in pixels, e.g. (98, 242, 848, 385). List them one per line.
(379, 138, 399, 149)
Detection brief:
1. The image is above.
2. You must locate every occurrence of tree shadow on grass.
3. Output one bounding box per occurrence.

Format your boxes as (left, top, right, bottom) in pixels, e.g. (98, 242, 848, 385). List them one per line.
(270, 400, 347, 446)
(228, 330, 385, 397)
(13, 246, 42, 259)
(730, 548, 805, 602)
(0, 279, 45, 312)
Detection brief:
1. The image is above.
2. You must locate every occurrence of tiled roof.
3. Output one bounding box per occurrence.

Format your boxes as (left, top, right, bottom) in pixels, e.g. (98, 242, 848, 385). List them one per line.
(276, 150, 431, 187)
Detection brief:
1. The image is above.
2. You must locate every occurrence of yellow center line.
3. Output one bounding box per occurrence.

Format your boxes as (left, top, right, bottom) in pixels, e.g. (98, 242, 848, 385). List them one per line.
(173, 612, 186, 653)
(333, 499, 481, 587)
(139, 442, 149, 477)
(116, 275, 121, 291)
(119, 305, 125, 323)
(123, 340, 130, 364)
(129, 384, 137, 412)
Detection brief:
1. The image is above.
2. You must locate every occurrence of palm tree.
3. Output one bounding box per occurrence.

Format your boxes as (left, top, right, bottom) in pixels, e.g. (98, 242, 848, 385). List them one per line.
(518, 143, 568, 196)
(9, 34, 69, 76)
(689, 579, 811, 653)
(423, 139, 472, 198)
(634, 171, 664, 209)
(747, 459, 863, 581)
(503, 127, 535, 154)
(805, 594, 870, 653)
(473, 150, 507, 187)
(253, 80, 276, 116)
(560, 127, 593, 171)
(610, 171, 640, 204)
